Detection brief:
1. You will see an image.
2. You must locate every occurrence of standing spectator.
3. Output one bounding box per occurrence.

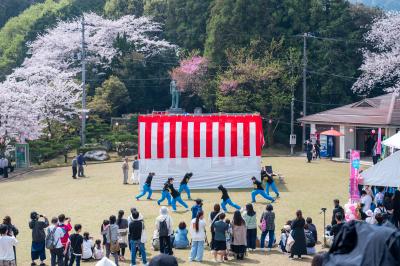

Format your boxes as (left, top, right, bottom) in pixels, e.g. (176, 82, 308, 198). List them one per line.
(306, 217, 317, 243)
(128, 210, 147, 266)
(167, 178, 189, 212)
(191, 199, 203, 219)
(305, 140, 313, 163)
(57, 214, 72, 266)
(209, 204, 223, 251)
(260, 204, 275, 251)
(76, 153, 86, 177)
(189, 211, 206, 262)
(331, 213, 344, 238)
(155, 207, 173, 255)
(331, 199, 345, 225)
(250, 177, 275, 203)
(2, 216, 18, 264)
(102, 215, 119, 265)
(81, 232, 93, 261)
(231, 211, 247, 260)
(0, 224, 18, 266)
(2, 157, 8, 178)
(212, 213, 228, 263)
(178, 172, 193, 200)
(29, 211, 49, 266)
(0, 157, 4, 177)
(116, 210, 128, 261)
(71, 157, 78, 179)
(393, 190, 400, 228)
(122, 157, 129, 185)
(173, 222, 189, 249)
(136, 173, 154, 200)
(360, 191, 373, 213)
(131, 156, 139, 184)
(47, 217, 65, 266)
(69, 224, 83, 266)
(218, 185, 241, 212)
(314, 140, 321, 159)
(242, 203, 257, 251)
(290, 210, 307, 259)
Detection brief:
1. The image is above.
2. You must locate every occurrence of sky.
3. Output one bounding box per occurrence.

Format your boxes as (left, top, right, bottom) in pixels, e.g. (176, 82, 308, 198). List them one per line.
(351, 0, 400, 10)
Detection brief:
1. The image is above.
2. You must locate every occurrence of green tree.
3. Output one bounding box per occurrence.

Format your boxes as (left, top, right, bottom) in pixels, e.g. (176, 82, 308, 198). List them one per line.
(143, 0, 168, 23)
(0, 0, 39, 28)
(89, 76, 132, 120)
(104, 0, 144, 18)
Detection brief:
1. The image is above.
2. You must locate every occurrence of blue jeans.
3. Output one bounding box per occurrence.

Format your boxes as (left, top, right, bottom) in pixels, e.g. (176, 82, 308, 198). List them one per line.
(178, 184, 191, 199)
(190, 240, 205, 261)
(157, 191, 172, 205)
(251, 190, 274, 202)
(265, 181, 279, 197)
(69, 254, 81, 266)
(260, 230, 275, 248)
(172, 196, 188, 211)
(130, 240, 147, 265)
(136, 184, 152, 199)
(221, 199, 241, 212)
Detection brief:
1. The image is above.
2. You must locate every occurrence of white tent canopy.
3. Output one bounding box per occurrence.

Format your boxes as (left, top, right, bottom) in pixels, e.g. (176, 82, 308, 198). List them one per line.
(382, 131, 400, 149)
(361, 151, 400, 187)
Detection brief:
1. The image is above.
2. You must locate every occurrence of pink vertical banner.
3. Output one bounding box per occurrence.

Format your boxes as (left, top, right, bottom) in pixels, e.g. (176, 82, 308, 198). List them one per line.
(350, 150, 361, 202)
(376, 128, 382, 155)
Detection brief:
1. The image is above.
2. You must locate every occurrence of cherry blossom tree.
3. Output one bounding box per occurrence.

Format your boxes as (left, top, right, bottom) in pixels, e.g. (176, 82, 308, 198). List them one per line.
(0, 13, 176, 140)
(353, 12, 400, 94)
(171, 56, 208, 94)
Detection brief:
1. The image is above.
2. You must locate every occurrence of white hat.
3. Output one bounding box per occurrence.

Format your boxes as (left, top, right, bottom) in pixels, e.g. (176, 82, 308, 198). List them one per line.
(365, 210, 373, 217)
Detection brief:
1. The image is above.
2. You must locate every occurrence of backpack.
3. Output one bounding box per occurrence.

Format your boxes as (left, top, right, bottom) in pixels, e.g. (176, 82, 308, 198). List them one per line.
(158, 218, 169, 237)
(45, 227, 58, 250)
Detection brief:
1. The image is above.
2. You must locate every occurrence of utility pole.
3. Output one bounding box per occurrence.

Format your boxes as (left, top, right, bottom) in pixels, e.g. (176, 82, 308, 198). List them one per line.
(290, 96, 295, 155)
(302, 33, 308, 145)
(81, 15, 86, 147)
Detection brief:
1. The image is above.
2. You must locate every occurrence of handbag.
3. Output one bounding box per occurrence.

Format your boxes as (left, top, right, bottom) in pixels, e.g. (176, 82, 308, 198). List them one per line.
(286, 233, 295, 251)
(109, 226, 120, 253)
(140, 221, 147, 243)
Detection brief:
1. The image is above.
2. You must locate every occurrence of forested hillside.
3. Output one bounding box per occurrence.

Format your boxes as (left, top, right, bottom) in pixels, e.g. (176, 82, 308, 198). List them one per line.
(0, 0, 384, 146)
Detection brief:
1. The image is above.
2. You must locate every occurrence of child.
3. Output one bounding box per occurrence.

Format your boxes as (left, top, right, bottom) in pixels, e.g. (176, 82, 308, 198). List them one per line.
(279, 225, 290, 253)
(224, 219, 232, 260)
(82, 232, 93, 261)
(93, 239, 104, 260)
(101, 220, 109, 249)
(218, 185, 241, 212)
(179, 172, 193, 200)
(157, 181, 172, 206)
(191, 199, 203, 219)
(69, 224, 84, 266)
(168, 177, 189, 212)
(136, 172, 154, 200)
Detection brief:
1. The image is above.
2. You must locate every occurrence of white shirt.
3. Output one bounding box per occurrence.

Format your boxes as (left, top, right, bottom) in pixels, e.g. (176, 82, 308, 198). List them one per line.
(0, 235, 18, 261)
(93, 246, 104, 260)
(155, 215, 173, 236)
(190, 218, 206, 241)
(361, 195, 372, 213)
(82, 239, 93, 259)
(0, 159, 4, 168)
(47, 225, 65, 249)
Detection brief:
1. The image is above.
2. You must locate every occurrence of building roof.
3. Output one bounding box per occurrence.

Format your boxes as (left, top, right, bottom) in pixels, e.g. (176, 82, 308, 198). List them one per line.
(298, 93, 400, 126)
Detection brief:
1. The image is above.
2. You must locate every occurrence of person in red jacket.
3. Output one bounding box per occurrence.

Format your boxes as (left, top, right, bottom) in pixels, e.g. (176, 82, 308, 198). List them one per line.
(57, 214, 72, 266)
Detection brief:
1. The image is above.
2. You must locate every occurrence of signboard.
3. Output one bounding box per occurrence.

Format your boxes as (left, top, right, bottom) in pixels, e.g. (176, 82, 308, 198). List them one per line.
(289, 134, 296, 145)
(320, 135, 328, 157)
(349, 150, 360, 202)
(15, 143, 29, 168)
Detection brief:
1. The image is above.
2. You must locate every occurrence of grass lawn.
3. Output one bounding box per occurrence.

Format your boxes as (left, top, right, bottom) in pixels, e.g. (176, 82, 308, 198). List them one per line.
(0, 156, 349, 266)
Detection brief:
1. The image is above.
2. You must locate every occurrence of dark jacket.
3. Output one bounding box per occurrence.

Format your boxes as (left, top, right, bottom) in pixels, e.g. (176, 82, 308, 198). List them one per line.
(291, 218, 307, 256)
(4, 224, 19, 237)
(128, 219, 143, 241)
(332, 205, 345, 225)
(29, 218, 49, 242)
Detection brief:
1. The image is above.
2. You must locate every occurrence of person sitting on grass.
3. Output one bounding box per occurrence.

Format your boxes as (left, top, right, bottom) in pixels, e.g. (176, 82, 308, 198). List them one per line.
(173, 222, 189, 249)
(82, 232, 93, 261)
(191, 199, 203, 219)
(305, 224, 316, 255)
(212, 213, 229, 263)
(279, 225, 291, 253)
(178, 172, 193, 200)
(136, 172, 154, 200)
(157, 182, 172, 206)
(306, 217, 317, 243)
(93, 239, 104, 260)
(0, 224, 18, 266)
(218, 185, 241, 212)
(69, 224, 84, 266)
(167, 178, 189, 212)
(251, 177, 275, 203)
